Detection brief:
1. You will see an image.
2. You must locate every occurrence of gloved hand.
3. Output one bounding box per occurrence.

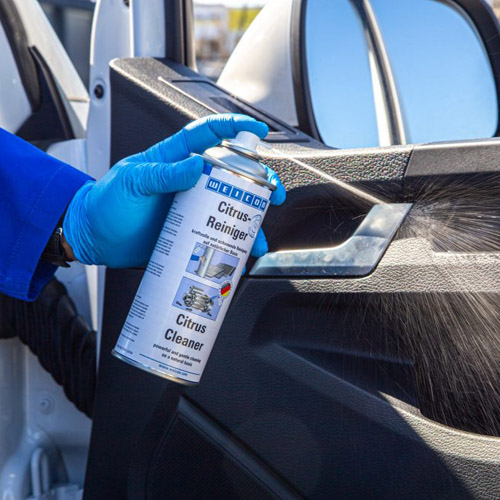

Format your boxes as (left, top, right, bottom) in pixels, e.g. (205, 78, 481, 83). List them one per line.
(63, 114, 286, 268)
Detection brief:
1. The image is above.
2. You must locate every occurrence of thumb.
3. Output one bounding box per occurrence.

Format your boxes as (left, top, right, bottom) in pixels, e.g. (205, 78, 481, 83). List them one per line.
(132, 155, 204, 195)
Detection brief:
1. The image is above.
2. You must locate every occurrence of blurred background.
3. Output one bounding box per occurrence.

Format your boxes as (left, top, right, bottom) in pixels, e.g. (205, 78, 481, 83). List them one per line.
(39, 0, 267, 87)
(192, 0, 265, 79)
(38, 0, 500, 88)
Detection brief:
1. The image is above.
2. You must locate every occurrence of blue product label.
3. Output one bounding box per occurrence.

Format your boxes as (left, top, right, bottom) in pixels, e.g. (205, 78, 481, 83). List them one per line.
(205, 176, 267, 211)
(206, 177, 220, 192)
(218, 182, 232, 196)
(230, 187, 243, 200)
(203, 162, 213, 176)
(114, 163, 273, 385)
(242, 192, 254, 205)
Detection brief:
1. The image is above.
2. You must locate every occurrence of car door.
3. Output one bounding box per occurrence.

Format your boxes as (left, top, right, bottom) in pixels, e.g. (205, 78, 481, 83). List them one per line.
(84, 0, 500, 498)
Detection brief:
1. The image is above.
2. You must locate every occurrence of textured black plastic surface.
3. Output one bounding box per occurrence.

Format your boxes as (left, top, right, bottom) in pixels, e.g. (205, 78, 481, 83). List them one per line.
(150, 419, 276, 500)
(109, 57, 411, 252)
(84, 269, 184, 500)
(148, 399, 299, 499)
(84, 57, 500, 499)
(405, 138, 500, 198)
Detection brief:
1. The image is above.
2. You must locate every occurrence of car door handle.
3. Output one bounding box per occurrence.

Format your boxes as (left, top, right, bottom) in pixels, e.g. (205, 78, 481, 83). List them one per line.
(250, 203, 412, 277)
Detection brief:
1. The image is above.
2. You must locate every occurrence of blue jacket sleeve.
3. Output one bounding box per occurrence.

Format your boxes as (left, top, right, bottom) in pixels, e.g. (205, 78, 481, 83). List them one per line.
(0, 128, 93, 301)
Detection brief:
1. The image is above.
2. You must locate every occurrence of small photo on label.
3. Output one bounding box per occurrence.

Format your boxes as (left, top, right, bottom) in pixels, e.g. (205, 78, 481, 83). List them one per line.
(186, 242, 240, 284)
(248, 214, 262, 238)
(173, 277, 222, 321)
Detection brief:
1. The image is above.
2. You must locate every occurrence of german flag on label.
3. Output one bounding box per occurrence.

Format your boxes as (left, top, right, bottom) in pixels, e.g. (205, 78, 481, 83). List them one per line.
(220, 282, 231, 298)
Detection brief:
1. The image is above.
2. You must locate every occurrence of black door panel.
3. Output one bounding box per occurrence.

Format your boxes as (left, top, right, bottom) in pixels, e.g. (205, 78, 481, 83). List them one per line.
(84, 57, 500, 499)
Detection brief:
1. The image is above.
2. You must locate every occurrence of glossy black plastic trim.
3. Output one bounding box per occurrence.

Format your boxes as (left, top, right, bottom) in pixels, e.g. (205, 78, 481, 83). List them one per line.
(351, 0, 406, 145)
(0, 0, 40, 111)
(290, 0, 321, 140)
(451, 0, 500, 137)
(184, 0, 196, 69)
(29, 46, 74, 140)
(39, 0, 94, 9)
(165, 0, 195, 67)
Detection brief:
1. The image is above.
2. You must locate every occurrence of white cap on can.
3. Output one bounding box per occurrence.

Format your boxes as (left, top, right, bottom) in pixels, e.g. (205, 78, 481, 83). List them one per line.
(233, 131, 260, 153)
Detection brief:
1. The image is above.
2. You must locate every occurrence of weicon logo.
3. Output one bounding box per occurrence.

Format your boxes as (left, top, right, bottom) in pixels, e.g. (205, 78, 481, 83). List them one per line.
(205, 176, 267, 211)
(230, 187, 243, 200)
(242, 192, 254, 205)
(218, 183, 232, 195)
(206, 178, 220, 192)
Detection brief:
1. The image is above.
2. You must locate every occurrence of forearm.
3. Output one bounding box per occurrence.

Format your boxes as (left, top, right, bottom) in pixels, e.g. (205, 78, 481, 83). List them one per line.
(1, 114, 284, 303)
(0, 128, 91, 300)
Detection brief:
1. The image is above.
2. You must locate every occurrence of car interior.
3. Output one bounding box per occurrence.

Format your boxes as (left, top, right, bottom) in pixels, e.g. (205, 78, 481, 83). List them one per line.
(2, 0, 500, 499)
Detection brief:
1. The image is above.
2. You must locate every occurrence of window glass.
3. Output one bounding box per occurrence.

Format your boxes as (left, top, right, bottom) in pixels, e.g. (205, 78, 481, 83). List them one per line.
(193, 1, 266, 81)
(371, 0, 498, 143)
(305, 0, 380, 149)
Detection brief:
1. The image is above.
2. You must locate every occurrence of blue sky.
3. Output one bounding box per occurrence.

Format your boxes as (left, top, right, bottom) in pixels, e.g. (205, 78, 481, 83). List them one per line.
(371, 0, 498, 143)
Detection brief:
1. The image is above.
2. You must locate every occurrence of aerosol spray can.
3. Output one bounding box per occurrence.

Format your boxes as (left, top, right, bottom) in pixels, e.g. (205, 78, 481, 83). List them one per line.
(112, 131, 275, 385)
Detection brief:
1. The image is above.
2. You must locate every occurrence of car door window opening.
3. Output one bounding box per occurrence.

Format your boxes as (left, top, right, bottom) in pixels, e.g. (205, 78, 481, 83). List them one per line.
(305, 0, 498, 149)
(305, 0, 380, 149)
(370, 0, 498, 144)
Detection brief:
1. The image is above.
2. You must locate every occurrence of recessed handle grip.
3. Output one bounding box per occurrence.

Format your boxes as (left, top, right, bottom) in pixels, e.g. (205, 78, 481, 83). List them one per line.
(250, 203, 412, 277)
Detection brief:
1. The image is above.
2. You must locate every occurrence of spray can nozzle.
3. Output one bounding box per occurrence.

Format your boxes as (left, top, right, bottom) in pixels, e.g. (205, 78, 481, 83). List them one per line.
(223, 131, 262, 161)
(233, 131, 260, 153)
(205, 130, 275, 188)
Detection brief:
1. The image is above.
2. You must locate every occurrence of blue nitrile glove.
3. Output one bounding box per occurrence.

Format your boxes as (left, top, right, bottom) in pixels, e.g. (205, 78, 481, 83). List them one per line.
(63, 114, 286, 268)
(251, 165, 286, 256)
